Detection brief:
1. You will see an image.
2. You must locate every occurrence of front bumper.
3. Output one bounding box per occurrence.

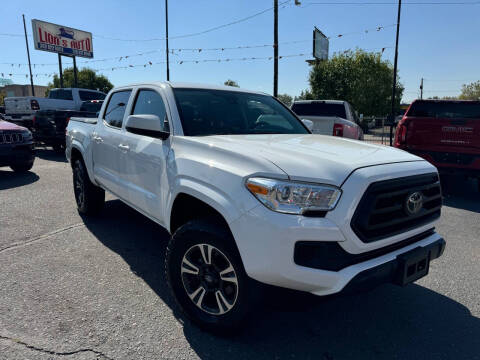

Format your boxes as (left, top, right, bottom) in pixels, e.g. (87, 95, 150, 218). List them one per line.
(231, 204, 444, 296)
(0, 144, 35, 167)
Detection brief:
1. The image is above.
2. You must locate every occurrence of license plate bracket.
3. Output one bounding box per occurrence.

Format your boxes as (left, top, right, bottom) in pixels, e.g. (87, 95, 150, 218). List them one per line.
(395, 247, 430, 286)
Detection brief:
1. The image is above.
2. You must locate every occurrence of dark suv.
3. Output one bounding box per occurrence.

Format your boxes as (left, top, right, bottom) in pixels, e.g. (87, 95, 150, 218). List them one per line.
(0, 120, 35, 172)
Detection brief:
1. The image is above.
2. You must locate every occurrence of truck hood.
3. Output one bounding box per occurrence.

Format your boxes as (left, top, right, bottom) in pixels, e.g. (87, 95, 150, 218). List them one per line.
(189, 134, 423, 186)
(0, 120, 27, 131)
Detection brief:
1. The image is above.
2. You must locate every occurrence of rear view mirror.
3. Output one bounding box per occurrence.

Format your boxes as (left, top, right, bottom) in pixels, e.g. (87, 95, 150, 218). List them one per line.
(301, 119, 314, 132)
(125, 114, 169, 140)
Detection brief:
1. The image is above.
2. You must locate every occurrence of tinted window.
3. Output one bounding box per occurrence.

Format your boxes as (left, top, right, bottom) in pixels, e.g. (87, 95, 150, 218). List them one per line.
(104, 91, 131, 128)
(132, 90, 168, 130)
(407, 101, 480, 119)
(292, 102, 347, 119)
(79, 90, 106, 101)
(173, 89, 308, 136)
(80, 101, 103, 113)
(49, 89, 73, 100)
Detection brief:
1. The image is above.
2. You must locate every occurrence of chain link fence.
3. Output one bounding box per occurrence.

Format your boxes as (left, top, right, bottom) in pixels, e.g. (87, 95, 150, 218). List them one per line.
(361, 116, 395, 145)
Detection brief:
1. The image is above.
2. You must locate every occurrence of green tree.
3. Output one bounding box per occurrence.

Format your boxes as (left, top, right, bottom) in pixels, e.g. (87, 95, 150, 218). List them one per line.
(304, 49, 404, 116)
(295, 89, 314, 101)
(277, 93, 293, 106)
(47, 67, 114, 94)
(0, 91, 6, 105)
(459, 80, 480, 100)
(224, 79, 239, 87)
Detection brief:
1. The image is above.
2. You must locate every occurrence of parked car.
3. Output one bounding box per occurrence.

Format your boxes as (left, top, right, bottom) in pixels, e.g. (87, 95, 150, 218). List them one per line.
(66, 83, 445, 333)
(33, 100, 103, 152)
(0, 106, 5, 120)
(0, 119, 35, 172)
(291, 100, 363, 140)
(394, 99, 480, 186)
(4, 88, 106, 128)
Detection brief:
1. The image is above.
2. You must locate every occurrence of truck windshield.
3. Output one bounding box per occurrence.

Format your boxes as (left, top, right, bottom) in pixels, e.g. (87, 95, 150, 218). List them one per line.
(173, 89, 309, 136)
(291, 102, 347, 119)
(407, 101, 480, 119)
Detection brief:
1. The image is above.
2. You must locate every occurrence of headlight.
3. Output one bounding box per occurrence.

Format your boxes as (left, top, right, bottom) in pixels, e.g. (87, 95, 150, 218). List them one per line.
(22, 130, 33, 141)
(245, 177, 341, 214)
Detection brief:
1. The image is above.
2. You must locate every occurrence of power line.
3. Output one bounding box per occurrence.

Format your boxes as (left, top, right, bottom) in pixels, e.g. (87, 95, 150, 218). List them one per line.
(304, 1, 479, 5)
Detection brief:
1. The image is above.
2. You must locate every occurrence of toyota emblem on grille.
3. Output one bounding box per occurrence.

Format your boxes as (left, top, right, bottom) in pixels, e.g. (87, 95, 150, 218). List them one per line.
(405, 192, 423, 215)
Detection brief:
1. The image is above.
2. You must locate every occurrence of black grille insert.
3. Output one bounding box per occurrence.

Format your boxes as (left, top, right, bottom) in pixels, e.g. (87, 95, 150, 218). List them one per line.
(0, 132, 23, 144)
(351, 173, 442, 243)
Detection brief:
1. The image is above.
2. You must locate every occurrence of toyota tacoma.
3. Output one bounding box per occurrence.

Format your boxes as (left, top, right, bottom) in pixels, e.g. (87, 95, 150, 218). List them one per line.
(66, 82, 445, 332)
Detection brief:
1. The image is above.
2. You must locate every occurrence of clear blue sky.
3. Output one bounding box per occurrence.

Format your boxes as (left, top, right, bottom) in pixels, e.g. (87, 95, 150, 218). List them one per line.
(1, 0, 479, 102)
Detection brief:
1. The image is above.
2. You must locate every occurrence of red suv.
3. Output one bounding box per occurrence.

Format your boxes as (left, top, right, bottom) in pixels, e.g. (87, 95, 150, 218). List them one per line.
(394, 99, 480, 180)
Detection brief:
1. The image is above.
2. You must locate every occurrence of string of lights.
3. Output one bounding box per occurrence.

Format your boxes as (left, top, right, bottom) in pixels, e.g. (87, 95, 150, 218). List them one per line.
(0, 23, 395, 67)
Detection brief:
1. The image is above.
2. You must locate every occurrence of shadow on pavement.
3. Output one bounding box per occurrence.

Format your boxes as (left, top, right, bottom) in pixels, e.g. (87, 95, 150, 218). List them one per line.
(83, 199, 480, 360)
(34, 148, 67, 163)
(441, 175, 480, 213)
(0, 170, 39, 190)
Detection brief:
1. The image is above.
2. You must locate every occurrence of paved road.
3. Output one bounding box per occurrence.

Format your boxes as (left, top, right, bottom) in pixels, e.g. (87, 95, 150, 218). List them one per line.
(1, 150, 479, 360)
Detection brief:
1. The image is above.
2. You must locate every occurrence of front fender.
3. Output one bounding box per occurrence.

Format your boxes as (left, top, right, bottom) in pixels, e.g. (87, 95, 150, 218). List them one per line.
(165, 176, 257, 233)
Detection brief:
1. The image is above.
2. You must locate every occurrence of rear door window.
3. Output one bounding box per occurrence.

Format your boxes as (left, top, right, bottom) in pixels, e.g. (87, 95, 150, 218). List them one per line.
(103, 90, 132, 128)
(49, 89, 73, 100)
(292, 102, 347, 118)
(407, 101, 480, 119)
(79, 91, 106, 101)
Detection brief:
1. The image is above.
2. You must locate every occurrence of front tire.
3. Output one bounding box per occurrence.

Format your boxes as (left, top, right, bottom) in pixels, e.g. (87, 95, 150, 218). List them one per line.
(72, 159, 105, 215)
(10, 161, 34, 173)
(166, 219, 255, 334)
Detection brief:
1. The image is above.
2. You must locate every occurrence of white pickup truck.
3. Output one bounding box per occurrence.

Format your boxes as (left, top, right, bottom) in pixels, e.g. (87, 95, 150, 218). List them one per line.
(66, 82, 445, 333)
(4, 88, 105, 127)
(291, 100, 364, 140)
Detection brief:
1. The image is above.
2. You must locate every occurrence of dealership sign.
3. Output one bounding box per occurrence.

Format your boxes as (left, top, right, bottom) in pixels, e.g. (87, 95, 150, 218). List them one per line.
(31, 19, 93, 58)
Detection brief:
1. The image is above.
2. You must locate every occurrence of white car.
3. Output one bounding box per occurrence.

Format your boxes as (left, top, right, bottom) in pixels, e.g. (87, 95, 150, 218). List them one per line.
(66, 82, 445, 333)
(4, 88, 105, 127)
(291, 100, 364, 140)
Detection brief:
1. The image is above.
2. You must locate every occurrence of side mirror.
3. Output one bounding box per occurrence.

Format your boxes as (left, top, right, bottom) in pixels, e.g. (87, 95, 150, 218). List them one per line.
(125, 114, 169, 140)
(301, 119, 314, 132)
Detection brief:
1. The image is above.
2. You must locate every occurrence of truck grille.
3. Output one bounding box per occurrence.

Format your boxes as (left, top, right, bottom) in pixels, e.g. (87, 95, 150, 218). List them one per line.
(0, 132, 24, 144)
(351, 173, 442, 243)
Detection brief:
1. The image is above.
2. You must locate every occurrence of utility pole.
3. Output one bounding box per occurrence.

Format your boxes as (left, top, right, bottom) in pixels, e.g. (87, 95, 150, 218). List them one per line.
(73, 56, 78, 88)
(22, 14, 35, 96)
(165, 0, 170, 81)
(420, 77, 424, 99)
(389, 0, 402, 146)
(58, 54, 64, 88)
(273, 0, 278, 97)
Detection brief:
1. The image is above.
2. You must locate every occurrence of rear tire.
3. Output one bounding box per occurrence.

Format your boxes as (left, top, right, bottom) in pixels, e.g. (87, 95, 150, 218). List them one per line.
(73, 159, 105, 215)
(166, 219, 257, 334)
(53, 143, 65, 153)
(10, 161, 34, 173)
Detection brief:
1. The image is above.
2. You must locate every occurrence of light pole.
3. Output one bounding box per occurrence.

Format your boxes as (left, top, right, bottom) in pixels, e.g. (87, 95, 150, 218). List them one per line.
(273, 0, 278, 97)
(389, 0, 402, 145)
(165, 0, 170, 81)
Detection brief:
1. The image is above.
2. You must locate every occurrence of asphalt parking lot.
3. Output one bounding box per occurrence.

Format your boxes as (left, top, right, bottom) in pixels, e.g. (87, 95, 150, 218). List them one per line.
(1, 150, 479, 360)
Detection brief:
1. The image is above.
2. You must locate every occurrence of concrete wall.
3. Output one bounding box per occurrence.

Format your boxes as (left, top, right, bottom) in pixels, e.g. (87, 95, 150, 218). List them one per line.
(0, 84, 49, 98)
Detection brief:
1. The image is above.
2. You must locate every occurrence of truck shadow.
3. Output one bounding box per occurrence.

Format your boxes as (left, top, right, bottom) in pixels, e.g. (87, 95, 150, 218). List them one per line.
(82, 199, 480, 360)
(0, 169, 39, 190)
(441, 175, 480, 213)
(34, 148, 67, 163)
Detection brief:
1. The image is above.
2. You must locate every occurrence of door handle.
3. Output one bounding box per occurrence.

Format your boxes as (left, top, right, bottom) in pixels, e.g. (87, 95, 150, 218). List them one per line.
(92, 135, 103, 143)
(118, 144, 130, 152)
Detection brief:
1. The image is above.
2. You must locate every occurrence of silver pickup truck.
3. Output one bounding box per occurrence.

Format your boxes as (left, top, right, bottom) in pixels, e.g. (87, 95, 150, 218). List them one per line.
(4, 88, 105, 127)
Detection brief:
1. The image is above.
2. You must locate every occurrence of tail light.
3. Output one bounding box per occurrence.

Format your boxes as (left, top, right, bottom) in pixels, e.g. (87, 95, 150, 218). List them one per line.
(30, 99, 40, 110)
(65, 117, 71, 135)
(333, 123, 344, 137)
(32, 116, 36, 126)
(394, 118, 408, 147)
